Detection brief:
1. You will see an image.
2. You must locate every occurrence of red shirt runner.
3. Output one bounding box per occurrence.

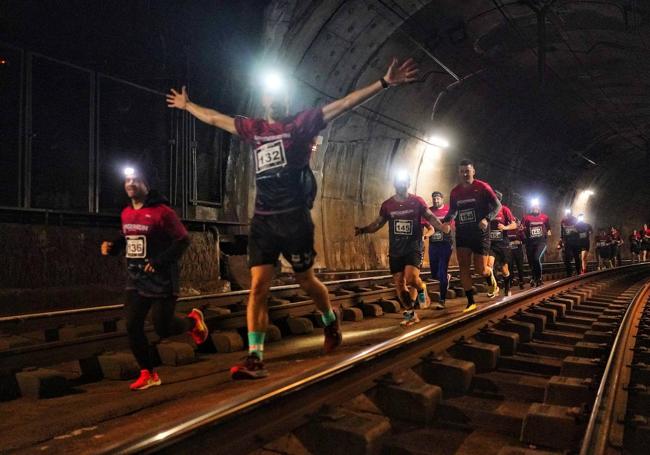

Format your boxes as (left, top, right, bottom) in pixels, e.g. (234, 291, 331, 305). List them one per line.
(120, 194, 188, 297)
(489, 205, 514, 244)
(522, 212, 551, 242)
(380, 194, 429, 256)
(445, 179, 499, 239)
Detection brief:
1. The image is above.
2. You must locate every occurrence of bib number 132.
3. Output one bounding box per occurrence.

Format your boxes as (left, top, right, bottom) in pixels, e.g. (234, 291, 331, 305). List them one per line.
(255, 140, 287, 174)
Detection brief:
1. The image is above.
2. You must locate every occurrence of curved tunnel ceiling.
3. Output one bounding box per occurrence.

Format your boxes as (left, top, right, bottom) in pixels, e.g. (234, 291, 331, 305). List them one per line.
(228, 0, 650, 269)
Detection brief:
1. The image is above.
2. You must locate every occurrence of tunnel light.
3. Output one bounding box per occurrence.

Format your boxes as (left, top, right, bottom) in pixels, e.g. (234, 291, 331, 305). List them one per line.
(427, 135, 449, 148)
(578, 214, 585, 222)
(261, 71, 285, 93)
(584, 189, 595, 197)
(565, 208, 571, 215)
(123, 167, 136, 178)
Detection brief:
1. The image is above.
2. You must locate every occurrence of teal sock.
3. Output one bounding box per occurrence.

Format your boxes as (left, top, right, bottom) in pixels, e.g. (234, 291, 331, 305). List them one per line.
(321, 309, 336, 326)
(248, 331, 266, 360)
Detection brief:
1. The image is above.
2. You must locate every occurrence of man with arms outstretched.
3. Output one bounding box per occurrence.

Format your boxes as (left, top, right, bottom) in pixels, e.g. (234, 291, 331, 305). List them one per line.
(167, 58, 419, 379)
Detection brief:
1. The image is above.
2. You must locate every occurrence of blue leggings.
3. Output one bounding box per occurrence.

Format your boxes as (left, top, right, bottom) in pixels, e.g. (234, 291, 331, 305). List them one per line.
(429, 242, 453, 301)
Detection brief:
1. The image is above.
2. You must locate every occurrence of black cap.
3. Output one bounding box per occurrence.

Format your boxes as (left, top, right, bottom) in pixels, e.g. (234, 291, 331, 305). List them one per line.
(431, 191, 443, 198)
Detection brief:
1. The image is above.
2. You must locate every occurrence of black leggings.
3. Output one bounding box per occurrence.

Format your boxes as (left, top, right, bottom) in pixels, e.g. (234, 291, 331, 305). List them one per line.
(526, 242, 547, 281)
(508, 245, 525, 283)
(564, 244, 582, 277)
(125, 291, 194, 371)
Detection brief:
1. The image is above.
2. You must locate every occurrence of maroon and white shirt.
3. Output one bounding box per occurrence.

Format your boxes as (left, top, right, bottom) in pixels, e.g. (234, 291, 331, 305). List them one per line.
(522, 212, 551, 243)
(428, 204, 453, 244)
(489, 205, 515, 244)
(120, 198, 188, 296)
(444, 179, 499, 239)
(380, 194, 429, 256)
(235, 108, 326, 215)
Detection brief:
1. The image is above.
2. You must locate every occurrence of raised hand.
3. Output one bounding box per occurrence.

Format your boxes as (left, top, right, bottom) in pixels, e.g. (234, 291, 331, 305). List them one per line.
(100, 241, 113, 256)
(383, 57, 420, 86)
(166, 86, 189, 110)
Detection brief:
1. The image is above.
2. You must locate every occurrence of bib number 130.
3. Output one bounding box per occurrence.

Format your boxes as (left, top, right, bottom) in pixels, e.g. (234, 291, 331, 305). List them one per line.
(255, 140, 287, 174)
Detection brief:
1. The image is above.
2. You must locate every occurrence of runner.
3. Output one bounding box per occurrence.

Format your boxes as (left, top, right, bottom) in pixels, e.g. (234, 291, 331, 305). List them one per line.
(427, 191, 454, 309)
(101, 166, 208, 391)
(487, 191, 517, 296)
(609, 226, 623, 267)
(521, 199, 551, 287)
(576, 214, 593, 274)
(443, 159, 501, 312)
(168, 57, 419, 378)
(643, 223, 650, 262)
(630, 229, 641, 263)
(595, 228, 613, 269)
(355, 173, 450, 326)
(507, 218, 527, 289)
(560, 209, 582, 277)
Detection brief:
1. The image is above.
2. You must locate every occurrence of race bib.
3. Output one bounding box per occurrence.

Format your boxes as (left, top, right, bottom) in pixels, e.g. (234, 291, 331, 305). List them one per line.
(458, 208, 476, 224)
(394, 219, 413, 236)
(490, 230, 503, 240)
(255, 140, 287, 174)
(579, 232, 588, 239)
(564, 226, 577, 235)
(431, 231, 444, 242)
(126, 235, 147, 259)
(530, 226, 543, 238)
(597, 241, 607, 247)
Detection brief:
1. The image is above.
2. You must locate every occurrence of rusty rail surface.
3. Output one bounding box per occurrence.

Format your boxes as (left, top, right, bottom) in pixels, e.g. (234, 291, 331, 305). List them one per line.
(580, 281, 650, 455)
(102, 264, 650, 455)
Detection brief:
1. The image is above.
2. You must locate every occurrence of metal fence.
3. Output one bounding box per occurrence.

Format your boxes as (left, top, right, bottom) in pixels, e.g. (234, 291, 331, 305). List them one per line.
(0, 42, 224, 218)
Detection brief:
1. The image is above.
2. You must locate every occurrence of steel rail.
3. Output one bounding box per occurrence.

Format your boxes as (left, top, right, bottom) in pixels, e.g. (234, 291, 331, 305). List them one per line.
(0, 261, 574, 324)
(103, 263, 650, 455)
(579, 279, 650, 455)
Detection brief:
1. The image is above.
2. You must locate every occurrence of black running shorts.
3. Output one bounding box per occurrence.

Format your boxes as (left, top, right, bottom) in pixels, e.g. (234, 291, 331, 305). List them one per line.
(248, 208, 316, 273)
(456, 231, 491, 256)
(490, 242, 512, 264)
(389, 250, 423, 275)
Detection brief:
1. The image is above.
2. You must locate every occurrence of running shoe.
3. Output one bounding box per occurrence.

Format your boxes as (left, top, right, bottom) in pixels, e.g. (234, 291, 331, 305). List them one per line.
(323, 312, 342, 354)
(433, 300, 446, 310)
(130, 369, 161, 391)
(230, 353, 269, 380)
(486, 271, 499, 298)
(463, 303, 477, 313)
(187, 308, 209, 345)
(506, 290, 512, 297)
(400, 310, 420, 327)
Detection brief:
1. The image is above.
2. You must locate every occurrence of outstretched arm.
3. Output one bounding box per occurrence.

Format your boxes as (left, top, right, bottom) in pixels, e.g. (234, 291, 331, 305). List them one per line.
(322, 58, 419, 123)
(167, 86, 238, 135)
(355, 215, 388, 235)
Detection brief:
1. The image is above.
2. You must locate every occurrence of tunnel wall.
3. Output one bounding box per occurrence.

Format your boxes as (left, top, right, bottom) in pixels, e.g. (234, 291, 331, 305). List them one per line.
(0, 223, 221, 315)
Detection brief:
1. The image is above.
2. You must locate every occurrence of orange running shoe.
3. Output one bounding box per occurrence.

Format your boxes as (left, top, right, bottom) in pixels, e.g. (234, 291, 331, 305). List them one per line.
(188, 308, 209, 345)
(130, 370, 161, 391)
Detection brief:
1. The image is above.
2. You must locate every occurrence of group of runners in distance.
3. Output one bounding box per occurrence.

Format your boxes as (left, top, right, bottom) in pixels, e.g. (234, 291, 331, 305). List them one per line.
(99, 56, 650, 390)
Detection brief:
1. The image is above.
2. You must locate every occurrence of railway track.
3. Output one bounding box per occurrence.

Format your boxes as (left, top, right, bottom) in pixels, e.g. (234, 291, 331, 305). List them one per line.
(0, 263, 571, 377)
(91, 264, 650, 455)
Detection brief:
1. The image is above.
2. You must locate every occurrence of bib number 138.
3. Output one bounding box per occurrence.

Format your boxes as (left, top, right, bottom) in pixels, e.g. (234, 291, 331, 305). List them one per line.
(255, 140, 287, 174)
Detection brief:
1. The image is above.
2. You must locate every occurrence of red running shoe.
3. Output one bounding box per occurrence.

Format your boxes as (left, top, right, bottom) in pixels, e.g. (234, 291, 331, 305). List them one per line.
(188, 308, 209, 345)
(323, 309, 342, 354)
(130, 370, 161, 391)
(230, 354, 269, 380)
